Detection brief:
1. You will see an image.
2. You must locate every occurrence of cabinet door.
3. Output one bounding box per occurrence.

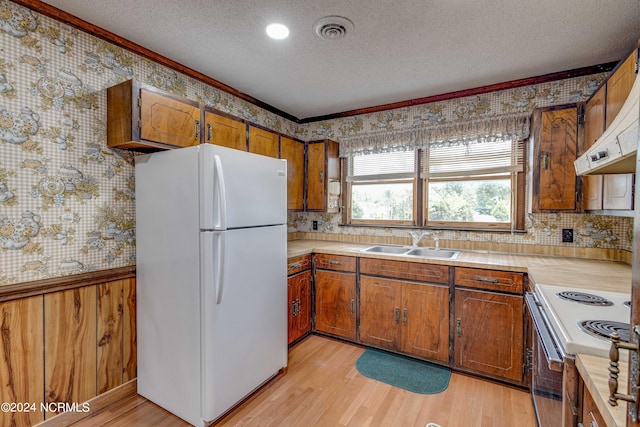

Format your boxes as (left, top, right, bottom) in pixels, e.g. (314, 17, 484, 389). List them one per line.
(281, 137, 305, 210)
(606, 51, 636, 127)
(535, 107, 578, 211)
(402, 282, 449, 362)
(140, 88, 201, 147)
(249, 126, 279, 158)
(307, 142, 326, 211)
(454, 289, 524, 383)
(583, 86, 606, 210)
(288, 270, 311, 345)
(315, 270, 356, 340)
(307, 140, 340, 212)
(603, 174, 634, 210)
(204, 111, 246, 151)
(359, 276, 402, 350)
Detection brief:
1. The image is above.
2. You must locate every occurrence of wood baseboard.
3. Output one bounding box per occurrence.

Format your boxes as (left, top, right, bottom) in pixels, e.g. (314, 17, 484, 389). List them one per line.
(33, 379, 137, 427)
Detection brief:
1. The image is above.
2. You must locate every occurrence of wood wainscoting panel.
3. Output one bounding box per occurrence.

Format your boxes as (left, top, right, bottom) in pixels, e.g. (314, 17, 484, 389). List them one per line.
(97, 280, 124, 394)
(123, 278, 137, 382)
(44, 287, 97, 417)
(0, 296, 45, 427)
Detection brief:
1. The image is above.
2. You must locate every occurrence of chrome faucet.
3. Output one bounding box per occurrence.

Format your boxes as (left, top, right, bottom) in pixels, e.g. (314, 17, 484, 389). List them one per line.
(432, 231, 442, 250)
(409, 230, 430, 247)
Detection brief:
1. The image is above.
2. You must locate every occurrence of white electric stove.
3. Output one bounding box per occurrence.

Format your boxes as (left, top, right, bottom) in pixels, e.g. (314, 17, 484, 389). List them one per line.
(534, 284, 631, 360)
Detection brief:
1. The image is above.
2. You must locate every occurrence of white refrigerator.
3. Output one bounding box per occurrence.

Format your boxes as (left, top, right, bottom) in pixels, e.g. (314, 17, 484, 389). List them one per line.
(135, 144, 288, 426)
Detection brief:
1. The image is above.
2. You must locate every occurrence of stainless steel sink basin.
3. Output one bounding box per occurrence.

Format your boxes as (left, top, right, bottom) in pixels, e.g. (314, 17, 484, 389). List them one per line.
(361, 245, 461, 259)
(362, 245, 411, 254)
(405, 248, 460, 259)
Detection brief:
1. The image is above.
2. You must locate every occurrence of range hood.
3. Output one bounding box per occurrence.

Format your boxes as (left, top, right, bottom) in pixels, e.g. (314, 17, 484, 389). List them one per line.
(574, 71, 640, 175)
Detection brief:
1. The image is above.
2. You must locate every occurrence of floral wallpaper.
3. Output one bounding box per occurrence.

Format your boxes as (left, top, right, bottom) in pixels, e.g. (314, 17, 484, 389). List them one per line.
(0, 0, 300, 285)
(0, 1, 631, 286)
(297, 68, 634, 254)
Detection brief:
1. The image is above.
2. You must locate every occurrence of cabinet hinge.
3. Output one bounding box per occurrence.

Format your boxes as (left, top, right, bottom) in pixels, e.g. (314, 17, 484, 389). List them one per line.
(137, 119, 141, 130)
(524, 347, 533, 373)
(137, 97, 141, 109)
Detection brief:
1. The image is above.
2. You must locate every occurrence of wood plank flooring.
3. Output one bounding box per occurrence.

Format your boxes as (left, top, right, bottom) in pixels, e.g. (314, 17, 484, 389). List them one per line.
(71, 335, 536, 427)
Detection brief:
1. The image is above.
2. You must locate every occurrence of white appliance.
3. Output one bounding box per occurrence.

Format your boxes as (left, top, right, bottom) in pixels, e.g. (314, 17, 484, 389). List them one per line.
(135, 144, 288, 427)
(534, 284, 630, 359)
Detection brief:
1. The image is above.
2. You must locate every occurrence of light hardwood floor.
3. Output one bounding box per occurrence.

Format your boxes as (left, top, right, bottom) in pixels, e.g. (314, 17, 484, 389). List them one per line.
(71, 335, 536, 427)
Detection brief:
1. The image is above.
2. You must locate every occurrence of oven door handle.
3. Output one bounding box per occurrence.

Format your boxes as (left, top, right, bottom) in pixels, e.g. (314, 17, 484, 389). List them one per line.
(525, 293, 565, 372)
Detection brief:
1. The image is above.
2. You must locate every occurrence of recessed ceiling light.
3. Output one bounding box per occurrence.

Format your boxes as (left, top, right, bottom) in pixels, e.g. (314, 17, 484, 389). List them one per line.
(266, 23, 289, 40)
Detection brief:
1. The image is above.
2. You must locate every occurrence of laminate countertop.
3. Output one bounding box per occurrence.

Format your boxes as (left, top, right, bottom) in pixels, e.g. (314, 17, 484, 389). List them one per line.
(288, 239, 633, 426)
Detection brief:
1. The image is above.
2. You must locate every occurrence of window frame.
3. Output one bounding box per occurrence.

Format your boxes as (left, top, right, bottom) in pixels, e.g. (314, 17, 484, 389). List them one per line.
(424, 173, 522, 230)
(343, 141, 526, 231)
(347, 178, 417, 226)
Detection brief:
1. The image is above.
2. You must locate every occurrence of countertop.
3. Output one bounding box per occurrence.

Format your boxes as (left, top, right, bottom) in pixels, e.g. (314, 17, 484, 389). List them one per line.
(288, 239, 632, 293)
(288, 238, 633, 426)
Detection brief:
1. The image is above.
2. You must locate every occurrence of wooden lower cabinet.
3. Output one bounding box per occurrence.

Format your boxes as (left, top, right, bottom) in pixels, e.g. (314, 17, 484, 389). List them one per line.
(580, 380, 606, 427)
(359, 276, 449, 363)
(314, 270, 356, 340)
(454, 288, 524, 383)
(288, 270, 311, 345)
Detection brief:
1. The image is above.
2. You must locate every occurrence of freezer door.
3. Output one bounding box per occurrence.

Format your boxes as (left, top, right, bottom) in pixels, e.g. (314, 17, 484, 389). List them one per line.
(200, 225, 287, 422)
(200, 144, 287, 230)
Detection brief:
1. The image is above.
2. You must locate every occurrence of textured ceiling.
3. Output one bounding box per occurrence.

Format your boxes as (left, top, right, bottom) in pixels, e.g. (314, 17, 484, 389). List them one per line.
(42, 0, 640, 120)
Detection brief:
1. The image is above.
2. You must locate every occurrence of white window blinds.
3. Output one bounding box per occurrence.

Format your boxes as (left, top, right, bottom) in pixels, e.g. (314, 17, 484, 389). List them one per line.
(421, 139, 525, 179)
(347, 150, 416, 182)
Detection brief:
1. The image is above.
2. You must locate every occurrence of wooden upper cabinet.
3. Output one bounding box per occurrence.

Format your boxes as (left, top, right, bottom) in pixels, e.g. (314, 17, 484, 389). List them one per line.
(249, 126, 279, 158)
(281, 137, 305, 210)
(204, 111, 247, 151)
(107, 79, 201, 150)
(139, 89, 201, 148)
(583, 48, 637, 211)
(583, 86, 606, 210)
(531, 106, 578, 212)
(307, 139, 340, 212)
(606, 50, 637, 127)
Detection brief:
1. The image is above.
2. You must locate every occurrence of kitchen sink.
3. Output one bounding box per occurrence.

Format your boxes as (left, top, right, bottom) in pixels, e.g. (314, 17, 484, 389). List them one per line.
(405, 248, 460, 259)
(361, 245, 461, 259)
(362, 245, 411, 254)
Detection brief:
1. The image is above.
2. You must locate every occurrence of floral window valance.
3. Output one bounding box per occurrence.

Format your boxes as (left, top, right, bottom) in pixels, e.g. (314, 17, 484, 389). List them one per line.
(338, 112, 531, 157)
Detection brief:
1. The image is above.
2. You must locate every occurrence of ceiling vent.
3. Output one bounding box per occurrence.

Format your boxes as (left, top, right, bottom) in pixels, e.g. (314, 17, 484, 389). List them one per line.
(313, 16, 354, 40)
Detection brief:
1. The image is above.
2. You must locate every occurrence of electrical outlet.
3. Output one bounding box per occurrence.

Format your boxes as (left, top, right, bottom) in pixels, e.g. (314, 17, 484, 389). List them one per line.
(312, 220, 318, 230)
(562, 228, 573, 243)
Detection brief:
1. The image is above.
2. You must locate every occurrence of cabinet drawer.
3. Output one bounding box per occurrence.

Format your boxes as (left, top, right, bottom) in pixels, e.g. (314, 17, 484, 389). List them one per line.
(314, 254, 356, 273)
(360, 258, 449, 285)
(287, 254, 312, 276)
(454, 267, 524, 294)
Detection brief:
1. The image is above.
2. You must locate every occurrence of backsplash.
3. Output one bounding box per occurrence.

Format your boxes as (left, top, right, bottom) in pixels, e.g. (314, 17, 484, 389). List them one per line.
(288, 212, 633, 255)
(0, 1, 632, 286)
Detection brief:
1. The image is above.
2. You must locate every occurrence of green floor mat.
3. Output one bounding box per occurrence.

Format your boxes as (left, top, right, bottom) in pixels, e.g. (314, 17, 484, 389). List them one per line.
(355, 348, 451, 394)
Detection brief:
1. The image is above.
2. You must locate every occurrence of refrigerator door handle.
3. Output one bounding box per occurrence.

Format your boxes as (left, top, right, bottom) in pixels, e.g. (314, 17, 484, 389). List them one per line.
(215, 231, 226, 304)
(214, 154, 227, 230)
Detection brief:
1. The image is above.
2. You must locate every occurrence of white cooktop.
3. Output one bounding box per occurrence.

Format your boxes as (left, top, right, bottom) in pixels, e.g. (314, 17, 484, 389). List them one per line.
(535, 284, 631, 360)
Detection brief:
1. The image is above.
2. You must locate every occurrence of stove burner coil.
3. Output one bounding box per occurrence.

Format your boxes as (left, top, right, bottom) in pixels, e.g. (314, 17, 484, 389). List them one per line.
(556, 291, 613, 306)
(578, 320, 630, 343)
